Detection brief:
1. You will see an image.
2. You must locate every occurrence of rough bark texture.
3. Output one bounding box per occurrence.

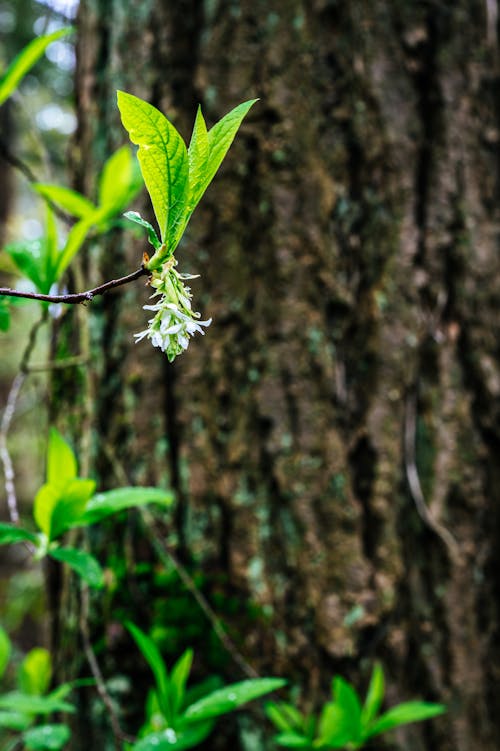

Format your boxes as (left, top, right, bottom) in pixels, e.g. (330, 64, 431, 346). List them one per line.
(55, 1, 500, 750)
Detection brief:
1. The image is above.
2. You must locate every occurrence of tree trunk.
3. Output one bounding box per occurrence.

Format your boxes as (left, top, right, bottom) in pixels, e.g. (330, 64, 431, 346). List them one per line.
(55, 1, 500, 750)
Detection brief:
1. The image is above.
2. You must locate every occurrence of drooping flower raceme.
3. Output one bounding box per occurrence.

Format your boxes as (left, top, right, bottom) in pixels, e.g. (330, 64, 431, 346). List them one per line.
(134, 261, 211, 362)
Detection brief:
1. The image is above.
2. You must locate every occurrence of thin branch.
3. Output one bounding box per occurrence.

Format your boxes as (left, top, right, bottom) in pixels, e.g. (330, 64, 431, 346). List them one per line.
(0, 266, 150, 304)
(141, 508, 260, 680)
(0, 309, 48, 523)
(80, 583, 136, 748)
(404, 389, 460, 563)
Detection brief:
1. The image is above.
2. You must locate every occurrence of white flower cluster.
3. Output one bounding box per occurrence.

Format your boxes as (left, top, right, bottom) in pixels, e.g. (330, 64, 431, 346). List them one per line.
(134, 261, 211, 361)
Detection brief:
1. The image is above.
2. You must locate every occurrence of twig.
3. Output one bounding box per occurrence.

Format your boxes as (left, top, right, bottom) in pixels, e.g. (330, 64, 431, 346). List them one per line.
(0, 309, 48, 523)
(140, 508, 260, 680)
(404, 389, 460, 562)
(79, 583, 136, 748)
(0, 266, 150, 304)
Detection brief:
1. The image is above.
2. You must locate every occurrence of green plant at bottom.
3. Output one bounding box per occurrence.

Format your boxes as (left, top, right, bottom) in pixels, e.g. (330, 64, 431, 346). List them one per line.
(266, 663, 445, 750)
(0, 428, 173, 588)
(125, 622, 286, 751)
(0, 625, 81, 751)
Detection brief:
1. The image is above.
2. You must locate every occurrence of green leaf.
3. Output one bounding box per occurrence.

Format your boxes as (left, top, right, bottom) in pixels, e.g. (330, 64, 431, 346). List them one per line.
(4, 240, 50, 294)
(183, 678, 286, 722)
(0, 29, 72, 106)
(124, 211, 162, 250)
(361, 663, 384, 728)
(365, 701, 446, 739)
(19, 648, 52, 696)
(266, 702, 305, 734)
(48, 547, 104, 589)
(47, 428, 77, 488)
(331, 676, 362, 742)
(0, 299, 11, 331)
(55, 215, 95, 279)
(49, 479, 96, 539)
(99, 146, 142, 211)
(126, 622, 170, 721)
(23, 723, 71, 750)
(169, 649, 193, 716)
(0, 710, 32, 731)
(33, 484, 61, 538)
(0, 692, 74, 715)
(78, 487, 173, 526)
(187, 107, 209, 212)
(315, 703, 353, 749)
(33, 184, 96, 220)
(0, 626, 11, 680)
(188, 99, 257, 215)
(117, 91, 189, 250)
(0, 523, 37, 546)
(133, 722, 214, 751)
(274, 733, 312, 749)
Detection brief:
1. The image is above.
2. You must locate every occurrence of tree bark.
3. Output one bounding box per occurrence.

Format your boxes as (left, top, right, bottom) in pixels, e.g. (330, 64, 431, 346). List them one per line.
(56, 1, 500, 750)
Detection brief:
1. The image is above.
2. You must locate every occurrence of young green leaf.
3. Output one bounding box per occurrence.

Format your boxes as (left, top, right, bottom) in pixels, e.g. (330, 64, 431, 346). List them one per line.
(33, 184, 96, 220)
(183, 678, 286, 722)
(55, 214, 96, 279)
(133, 722, 214, 751)
(365, 700, 446, 739)
(273, 732, 312, 748)
(78, 487, 174, 526)
(47, 428, 77, 488)
(0, 692, 74, 715)
(187, 99, 257, 215)
(99, 145, 142, 211)
(49, 478, 96, 539)
(0, 709, 32, 731)
(316, 702, 354, 749)
(0, 28, 72, 106)
(361, 663, 384, 728)
(23, 723, 71, 750)
(329, 676, 362, 744)
(117, 91, 189, 251)
(48, 547, 104, 589)
(0, 523, 38, 546)
(186, 107, 209, 214)
(19, 648, 52, 696)
(33, 484, 61, 538)
(0, 299, 10, 331)
(126, 622, 170, 721)
(124, 211, 162, 250)
(169, 649, 193, 716)
(0, 626, 11, 680)
(266, 702, 306, 734)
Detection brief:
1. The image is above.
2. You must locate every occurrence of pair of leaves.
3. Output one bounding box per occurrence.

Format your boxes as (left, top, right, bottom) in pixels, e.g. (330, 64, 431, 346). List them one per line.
(267, 664, 445, 750)
(0, 429, 173, 588)
(117, 91, 257, 268)
(0, 626, 73, 750)
(0, 28, 72, 106)
(127, 622, 285, 751)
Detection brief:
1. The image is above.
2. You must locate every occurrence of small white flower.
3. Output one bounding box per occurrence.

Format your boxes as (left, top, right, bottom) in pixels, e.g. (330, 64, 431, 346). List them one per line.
(135, 262, 211, 361)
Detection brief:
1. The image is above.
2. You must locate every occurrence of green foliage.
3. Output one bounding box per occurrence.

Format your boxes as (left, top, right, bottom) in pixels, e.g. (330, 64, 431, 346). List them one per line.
(266, 664, 445, 750)
(2, 147, 141, 304)
(33, 145, 142, 234)
(0, 429, 173, 588)
(117, 91, 257, 269)
(0, 29, 72, 106)
(0, 627, 75, 750)
(126, 622, 284, 750)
